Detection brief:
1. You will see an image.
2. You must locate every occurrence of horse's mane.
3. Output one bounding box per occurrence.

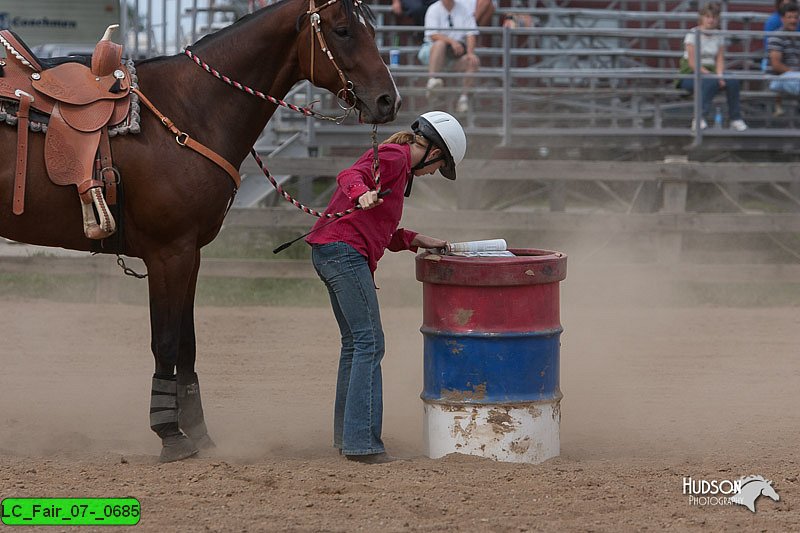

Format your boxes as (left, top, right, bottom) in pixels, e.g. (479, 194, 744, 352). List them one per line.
(183, 0, 374, 52)
(191, 2, 281, 50)
(134, 0, 375, 69)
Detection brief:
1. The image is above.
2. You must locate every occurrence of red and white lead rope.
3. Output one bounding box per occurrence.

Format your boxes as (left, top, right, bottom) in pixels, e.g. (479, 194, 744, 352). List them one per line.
(184, 47, 381, 219)
(184, 48, 347, 123)
(249, 125, 380, 219)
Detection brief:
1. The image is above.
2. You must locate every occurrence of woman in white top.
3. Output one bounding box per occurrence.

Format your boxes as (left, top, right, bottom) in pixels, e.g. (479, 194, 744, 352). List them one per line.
(678, 1, 748, 131)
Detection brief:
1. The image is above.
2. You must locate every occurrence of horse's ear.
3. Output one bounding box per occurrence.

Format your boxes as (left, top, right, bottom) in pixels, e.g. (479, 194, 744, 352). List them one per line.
(295, 13, 307, 32)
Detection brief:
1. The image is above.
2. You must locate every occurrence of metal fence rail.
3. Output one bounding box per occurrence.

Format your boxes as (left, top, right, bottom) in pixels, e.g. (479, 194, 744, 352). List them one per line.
(111, 2, 797, 152)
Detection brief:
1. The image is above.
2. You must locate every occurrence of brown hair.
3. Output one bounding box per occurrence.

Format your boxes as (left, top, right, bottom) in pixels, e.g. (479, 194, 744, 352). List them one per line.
(381, 131, 430, 146)
(699, 1, 721, 17)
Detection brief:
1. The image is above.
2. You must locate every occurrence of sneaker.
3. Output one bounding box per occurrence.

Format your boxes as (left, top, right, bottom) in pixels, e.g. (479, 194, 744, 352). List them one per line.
(691, 119, 708, 131)
(730, 119, 748, 132)
(425, 77, 443, 98)
(456, 94, 469, 113)
(426, 77, 443, 89)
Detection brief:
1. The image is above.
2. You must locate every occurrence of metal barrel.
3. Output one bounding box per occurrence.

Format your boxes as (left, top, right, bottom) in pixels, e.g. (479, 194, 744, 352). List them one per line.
(415, 248, 567, 463)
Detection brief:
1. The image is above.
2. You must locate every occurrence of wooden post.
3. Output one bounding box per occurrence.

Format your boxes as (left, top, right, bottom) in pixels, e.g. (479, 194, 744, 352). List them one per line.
(549, 181, 566, 212)
(658, 155, 689, 263)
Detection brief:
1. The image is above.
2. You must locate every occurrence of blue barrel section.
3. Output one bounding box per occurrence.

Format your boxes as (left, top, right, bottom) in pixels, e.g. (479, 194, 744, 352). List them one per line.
(422, 329, 562, 405)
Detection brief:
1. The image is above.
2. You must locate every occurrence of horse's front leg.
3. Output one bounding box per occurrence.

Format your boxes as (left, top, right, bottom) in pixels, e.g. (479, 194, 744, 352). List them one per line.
(176, 249, 216, 450)
(145, 246, 200, 463)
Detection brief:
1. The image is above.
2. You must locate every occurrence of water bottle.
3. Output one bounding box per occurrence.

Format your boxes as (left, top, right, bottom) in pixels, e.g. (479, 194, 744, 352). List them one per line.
(714, 106, 723, 128)
(389, 36, 400, 68)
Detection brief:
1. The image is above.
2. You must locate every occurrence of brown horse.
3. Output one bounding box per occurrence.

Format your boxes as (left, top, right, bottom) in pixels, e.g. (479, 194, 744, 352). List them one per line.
(0, 0, 399, 461)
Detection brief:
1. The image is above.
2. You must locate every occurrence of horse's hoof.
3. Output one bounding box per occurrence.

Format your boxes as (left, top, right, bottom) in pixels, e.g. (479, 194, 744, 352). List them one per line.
(191, 433, 216, 450)
(159, 435, 198, 463)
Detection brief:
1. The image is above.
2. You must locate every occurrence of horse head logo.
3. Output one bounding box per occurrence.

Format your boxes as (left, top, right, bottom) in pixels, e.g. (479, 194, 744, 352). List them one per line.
(731, 475, 780, 513)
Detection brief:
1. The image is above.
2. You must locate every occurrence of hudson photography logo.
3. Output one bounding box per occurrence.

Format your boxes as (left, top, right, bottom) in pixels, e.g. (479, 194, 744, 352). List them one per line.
(683, 475, 780, 513)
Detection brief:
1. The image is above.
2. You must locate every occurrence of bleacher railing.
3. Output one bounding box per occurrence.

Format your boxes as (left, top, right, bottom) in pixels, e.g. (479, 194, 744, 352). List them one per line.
(292, 23, 798, 149)
(120, 2, 796, 149)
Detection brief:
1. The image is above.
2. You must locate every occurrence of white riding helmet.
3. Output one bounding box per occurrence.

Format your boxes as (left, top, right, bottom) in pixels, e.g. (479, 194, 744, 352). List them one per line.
(411, 111, 466, 180)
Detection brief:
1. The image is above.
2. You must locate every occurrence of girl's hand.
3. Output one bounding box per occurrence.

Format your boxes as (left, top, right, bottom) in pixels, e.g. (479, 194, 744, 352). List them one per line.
(413, 234, 448, 250)
(358, 191, 383, 210)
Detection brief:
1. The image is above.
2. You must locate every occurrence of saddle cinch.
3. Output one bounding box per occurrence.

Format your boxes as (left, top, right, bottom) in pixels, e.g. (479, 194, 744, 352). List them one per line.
(0, 25, 131, 239)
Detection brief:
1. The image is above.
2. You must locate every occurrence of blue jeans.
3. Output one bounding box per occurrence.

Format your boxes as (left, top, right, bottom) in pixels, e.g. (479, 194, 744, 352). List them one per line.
(312, 242, 385, 455)
(679, 77, 742, 120)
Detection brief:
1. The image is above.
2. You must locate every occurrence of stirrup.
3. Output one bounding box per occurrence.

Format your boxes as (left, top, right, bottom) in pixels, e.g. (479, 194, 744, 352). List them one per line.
(81, 187, 116, 240)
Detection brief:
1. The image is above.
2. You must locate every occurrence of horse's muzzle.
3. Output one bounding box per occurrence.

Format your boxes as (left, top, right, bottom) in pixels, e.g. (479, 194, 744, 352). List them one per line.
(376, 92, 401, 122)
(359, 90, 401, 124)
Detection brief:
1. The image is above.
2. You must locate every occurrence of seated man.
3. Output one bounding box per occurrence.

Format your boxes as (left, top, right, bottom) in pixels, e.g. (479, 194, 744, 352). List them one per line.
(417, 0, 480, 113)
(768, 2, 800, 96)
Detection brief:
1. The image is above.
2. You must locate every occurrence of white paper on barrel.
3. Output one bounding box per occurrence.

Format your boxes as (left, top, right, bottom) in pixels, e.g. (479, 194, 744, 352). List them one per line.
(432, 239, 515, 257)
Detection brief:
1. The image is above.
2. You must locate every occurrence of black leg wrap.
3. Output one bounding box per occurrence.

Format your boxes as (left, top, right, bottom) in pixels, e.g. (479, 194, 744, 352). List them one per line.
(177, 372, 216, 450)
(150, 374, 198, 462)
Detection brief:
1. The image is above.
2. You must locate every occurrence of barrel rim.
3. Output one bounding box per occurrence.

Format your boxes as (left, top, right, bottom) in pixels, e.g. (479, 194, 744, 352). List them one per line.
(420, 327, 564, 337)
(419, 248, 566, 265)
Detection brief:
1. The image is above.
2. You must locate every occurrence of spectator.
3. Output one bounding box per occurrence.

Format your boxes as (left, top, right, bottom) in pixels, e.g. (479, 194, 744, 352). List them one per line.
(768, 3, 800, 96)
(677, 1, 748, 131)
(763, 0, 800, 115)
(500, 0, 535, 29)
(392, 0, 437, 26)
(502, 12, 534, 29)
(418, 0, 480, 113)
(764, 0, 799, 45)
(462, 0, 496, 27)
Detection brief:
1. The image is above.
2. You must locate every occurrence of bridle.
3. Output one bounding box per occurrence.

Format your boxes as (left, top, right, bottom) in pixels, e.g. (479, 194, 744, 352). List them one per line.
(306, 0, 358, 112)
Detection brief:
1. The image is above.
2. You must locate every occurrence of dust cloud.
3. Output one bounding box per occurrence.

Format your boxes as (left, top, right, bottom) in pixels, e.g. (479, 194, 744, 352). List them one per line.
(1, 229, 798, 530)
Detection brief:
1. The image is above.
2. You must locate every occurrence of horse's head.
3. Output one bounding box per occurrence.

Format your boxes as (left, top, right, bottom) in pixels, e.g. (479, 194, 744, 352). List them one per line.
(296, 0, 400, 124)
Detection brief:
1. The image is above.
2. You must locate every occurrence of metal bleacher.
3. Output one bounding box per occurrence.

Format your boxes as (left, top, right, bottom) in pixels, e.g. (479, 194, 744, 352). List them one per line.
(122, 0, 800, 174)
(299, 1, 800, 159)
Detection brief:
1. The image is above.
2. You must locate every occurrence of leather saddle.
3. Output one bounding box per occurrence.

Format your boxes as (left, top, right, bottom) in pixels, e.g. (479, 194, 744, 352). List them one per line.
(0, 25, 132, 239)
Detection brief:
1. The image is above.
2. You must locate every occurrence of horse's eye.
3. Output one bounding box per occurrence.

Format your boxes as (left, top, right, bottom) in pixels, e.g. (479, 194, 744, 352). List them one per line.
(333, 27, 350, 37)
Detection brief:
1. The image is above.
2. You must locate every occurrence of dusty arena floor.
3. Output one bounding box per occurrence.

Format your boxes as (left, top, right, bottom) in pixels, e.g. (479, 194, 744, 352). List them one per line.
(1, 258, 798, 531)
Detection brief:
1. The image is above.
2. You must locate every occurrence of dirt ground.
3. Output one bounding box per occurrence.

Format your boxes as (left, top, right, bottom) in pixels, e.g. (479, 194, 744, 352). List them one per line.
(0, 255, 798, 532)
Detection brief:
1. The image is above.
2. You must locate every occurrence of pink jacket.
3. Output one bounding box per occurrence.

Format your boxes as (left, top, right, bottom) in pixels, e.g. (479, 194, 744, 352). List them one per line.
(306, 143, 418, 272)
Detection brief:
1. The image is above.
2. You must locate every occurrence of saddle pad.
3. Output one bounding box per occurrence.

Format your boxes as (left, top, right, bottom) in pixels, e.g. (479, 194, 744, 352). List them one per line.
(60, 99, 115, 132)
(45, 103, 102, 187)
(32, 63, 129, 106)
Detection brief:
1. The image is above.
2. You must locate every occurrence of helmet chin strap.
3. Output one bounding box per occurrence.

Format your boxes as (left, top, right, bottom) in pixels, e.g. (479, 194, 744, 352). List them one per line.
(407, 143, 445, 197)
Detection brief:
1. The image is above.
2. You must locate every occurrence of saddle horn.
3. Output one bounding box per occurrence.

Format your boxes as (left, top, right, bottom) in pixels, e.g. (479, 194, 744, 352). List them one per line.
(92, 25, 123, 77)
(101, 24, 119, 42)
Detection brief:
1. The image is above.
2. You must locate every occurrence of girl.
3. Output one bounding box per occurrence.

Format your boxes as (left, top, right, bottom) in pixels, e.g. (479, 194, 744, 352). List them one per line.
(307, 111, 466, 464)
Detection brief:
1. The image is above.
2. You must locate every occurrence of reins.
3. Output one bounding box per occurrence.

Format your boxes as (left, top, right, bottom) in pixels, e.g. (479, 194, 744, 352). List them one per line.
(183, 0, 382, 220)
